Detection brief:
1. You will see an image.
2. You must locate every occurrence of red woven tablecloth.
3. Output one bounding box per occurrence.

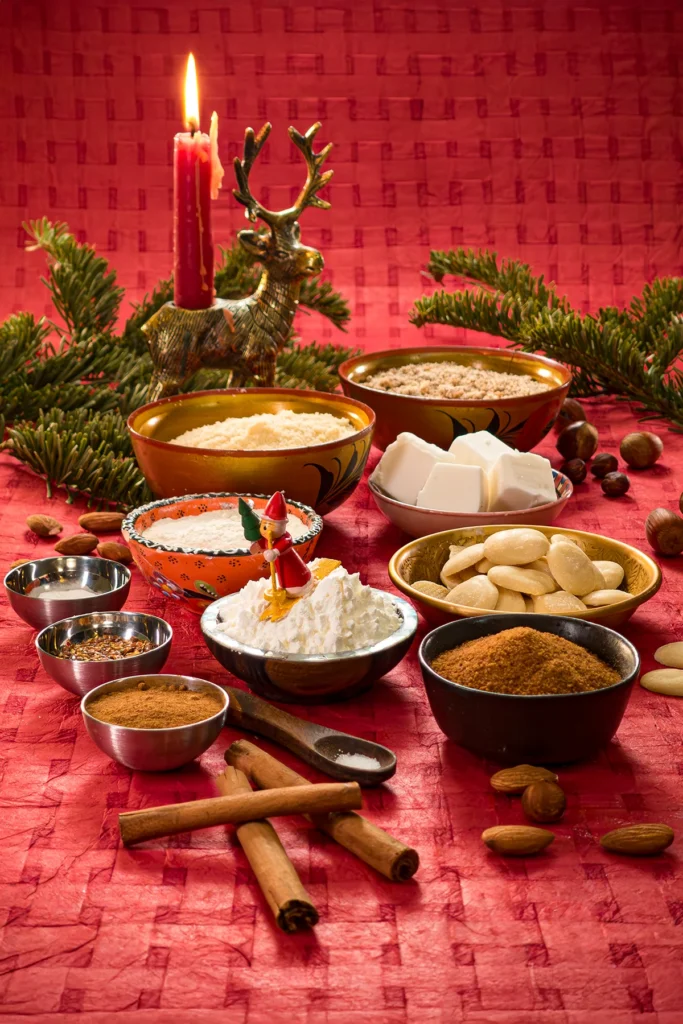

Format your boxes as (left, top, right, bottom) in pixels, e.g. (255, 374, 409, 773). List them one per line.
(2, 0, 683, 1020)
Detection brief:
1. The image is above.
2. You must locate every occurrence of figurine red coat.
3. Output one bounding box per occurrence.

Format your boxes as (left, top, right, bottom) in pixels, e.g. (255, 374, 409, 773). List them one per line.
(251, 491, 312, 595)
(252, 531, 311, 593)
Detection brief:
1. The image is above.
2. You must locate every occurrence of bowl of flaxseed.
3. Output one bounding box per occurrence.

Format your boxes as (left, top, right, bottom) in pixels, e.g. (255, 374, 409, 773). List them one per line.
(339, 346, 571, 452)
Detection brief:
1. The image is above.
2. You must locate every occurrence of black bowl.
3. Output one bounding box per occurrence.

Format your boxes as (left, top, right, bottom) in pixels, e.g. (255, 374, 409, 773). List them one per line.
(418, 614, 640, 764)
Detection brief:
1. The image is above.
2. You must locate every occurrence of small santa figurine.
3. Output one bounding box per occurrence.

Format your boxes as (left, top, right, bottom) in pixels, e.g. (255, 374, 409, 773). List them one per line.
(250, 491, 313, 597)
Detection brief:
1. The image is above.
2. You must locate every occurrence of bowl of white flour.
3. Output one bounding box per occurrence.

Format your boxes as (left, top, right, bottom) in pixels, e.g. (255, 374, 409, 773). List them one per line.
(122, 492, 322, 614)
(200, 561, 418, 703)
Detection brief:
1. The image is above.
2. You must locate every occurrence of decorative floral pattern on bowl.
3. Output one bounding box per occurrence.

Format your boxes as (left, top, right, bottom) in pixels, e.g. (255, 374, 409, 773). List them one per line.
(123, 492, 323, 614)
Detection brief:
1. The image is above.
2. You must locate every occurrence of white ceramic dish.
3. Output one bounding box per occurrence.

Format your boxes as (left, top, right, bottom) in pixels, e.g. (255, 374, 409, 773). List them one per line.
(368, 469, 573, 537)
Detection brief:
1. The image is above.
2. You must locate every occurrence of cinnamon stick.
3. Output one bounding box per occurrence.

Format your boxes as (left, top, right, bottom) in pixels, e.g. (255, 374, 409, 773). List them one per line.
(119, 780, 362, 847)
(225, 740, 419, 882)
(216, 767, 318, 933)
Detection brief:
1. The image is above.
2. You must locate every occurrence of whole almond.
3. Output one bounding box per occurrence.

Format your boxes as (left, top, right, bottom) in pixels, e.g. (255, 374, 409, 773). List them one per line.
(54, 533, 99, 555)
(490, 765, 559, 794)
(26, 514, 62, 538)
(521, 781, 566, 823)
(97, 541, 132, 564)
(78, 512, 125, 533)
(9, 558, 30, 570)
(482, 825, 555, 856)
(600, 824, 674, 856)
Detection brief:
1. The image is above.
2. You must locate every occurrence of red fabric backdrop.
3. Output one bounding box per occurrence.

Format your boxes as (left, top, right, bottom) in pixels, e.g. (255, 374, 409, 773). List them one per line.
(2, 1, 683, 1022)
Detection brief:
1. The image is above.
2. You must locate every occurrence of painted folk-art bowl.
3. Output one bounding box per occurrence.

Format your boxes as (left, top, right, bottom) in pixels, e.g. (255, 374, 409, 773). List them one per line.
(389, 524, 662, 631)
(338, 346, 571, 452)
(122, 492, 323, 614)
(127, 388, 375, 516)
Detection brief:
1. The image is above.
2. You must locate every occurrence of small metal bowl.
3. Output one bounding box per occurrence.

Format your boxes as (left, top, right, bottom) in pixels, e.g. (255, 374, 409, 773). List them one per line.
(418, 614, 640, 764)
(81, 674, 228, 771)
(201, 592, 418, 704)
(5, 556, 131, 630)
(36, 611, 172, 697)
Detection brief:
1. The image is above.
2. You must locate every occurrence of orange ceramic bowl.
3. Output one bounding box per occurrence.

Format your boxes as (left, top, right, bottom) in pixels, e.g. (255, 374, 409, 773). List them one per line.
(339, 346, 571, 452)
(122, 492, 322, 614)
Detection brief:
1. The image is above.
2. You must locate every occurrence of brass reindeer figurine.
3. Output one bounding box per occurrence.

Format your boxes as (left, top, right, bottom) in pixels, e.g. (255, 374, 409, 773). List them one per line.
(143, 122, 333, 400)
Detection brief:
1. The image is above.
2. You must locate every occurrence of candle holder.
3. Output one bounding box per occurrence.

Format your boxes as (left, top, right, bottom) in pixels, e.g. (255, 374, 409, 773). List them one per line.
(143, 122, 333, 401)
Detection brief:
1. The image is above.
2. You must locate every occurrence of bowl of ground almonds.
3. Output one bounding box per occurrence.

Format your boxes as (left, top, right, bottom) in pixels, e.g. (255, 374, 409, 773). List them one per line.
(122, 492, 322, 613)
(419, 616, 640, 763)
(389, 524, 661, 630)
(128, 388, 375, 516)
(81, 674, 228, 771)
(338, 346, 570, 452)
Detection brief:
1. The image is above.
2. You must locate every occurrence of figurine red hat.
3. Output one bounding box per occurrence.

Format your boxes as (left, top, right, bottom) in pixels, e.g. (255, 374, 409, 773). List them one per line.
(262, 490, 287, 522)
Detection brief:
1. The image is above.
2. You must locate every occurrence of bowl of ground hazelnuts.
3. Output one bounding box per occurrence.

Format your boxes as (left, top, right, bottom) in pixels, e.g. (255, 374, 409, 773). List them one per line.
(418, 615, 640, 763)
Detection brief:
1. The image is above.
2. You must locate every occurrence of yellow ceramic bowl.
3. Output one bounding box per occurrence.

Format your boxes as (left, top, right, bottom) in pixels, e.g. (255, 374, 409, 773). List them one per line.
(122, 492, 323, 614)
(339, 346, 571, 451)
(388, 524, 661, 630)
(128, 388, 375, 516)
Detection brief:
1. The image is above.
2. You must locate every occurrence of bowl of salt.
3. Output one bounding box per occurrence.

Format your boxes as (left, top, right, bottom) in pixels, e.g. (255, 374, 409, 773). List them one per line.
(4, 556, 131, 630)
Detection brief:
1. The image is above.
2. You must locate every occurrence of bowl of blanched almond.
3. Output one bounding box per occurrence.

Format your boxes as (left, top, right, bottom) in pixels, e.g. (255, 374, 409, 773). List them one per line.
(389, 525, 661, 629)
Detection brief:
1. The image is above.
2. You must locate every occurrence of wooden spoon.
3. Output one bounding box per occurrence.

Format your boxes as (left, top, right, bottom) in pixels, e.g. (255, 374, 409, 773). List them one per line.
(224, 687, 397, 786)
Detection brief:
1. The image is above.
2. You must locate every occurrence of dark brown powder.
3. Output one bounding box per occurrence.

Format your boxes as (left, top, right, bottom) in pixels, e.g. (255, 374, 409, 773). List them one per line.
(87, 683, 225, 729)
(431, 626, 621, 696)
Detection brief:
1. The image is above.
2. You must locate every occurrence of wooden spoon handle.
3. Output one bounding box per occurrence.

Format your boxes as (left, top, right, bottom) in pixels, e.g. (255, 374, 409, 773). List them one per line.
(225, 686, 329, 760)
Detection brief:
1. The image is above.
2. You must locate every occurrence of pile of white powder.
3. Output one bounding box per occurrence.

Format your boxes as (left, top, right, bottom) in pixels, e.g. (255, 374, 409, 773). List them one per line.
(141, 508, 309, 552)
(171, 410, 355, 451)
(213, 561, 400, 655)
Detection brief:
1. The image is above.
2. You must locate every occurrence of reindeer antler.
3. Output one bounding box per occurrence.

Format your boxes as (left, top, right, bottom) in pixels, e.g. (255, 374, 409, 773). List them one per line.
(232, 122, 333, 227)
(232, 123, 276, 224)
(288, 122, 334, 217)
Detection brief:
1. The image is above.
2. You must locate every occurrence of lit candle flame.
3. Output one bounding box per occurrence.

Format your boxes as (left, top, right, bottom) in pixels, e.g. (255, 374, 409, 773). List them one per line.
(184, 53, 200, 132)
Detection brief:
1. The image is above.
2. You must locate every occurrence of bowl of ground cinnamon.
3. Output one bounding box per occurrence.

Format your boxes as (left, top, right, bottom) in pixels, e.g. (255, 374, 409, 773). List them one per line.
(81, 675, 228, 771)
(418, 615, 639, 763)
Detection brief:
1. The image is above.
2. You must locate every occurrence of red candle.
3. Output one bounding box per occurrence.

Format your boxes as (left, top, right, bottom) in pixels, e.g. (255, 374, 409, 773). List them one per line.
(173, 54, 223, 310)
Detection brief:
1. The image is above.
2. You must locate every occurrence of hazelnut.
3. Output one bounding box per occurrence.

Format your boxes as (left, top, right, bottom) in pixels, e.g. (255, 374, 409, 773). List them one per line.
(620, 431, 663, 470)
(601, 472, 630, 497)
(554, 397, 587, 434)
(561, 458, 587, 484)
(556, 421, 599, 461)
(521, 781, 567, 823)
(590, 453, 618, 479)
(645, 508, 683, 556)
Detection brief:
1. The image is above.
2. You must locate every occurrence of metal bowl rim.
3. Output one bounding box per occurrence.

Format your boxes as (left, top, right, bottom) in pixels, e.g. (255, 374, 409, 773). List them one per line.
(339, 345, 572, 407)
(3, 555, 132, 595)
(369, 468, 573, 518)
(81, 674, 228, 733)
(201, 591, 418, 663)
(388, 523, 663, 620)
(35, 610, 173, 660)
(126, 387, 376, 458)
(122, 491, 323, 557)
(418, 613, 641, 700)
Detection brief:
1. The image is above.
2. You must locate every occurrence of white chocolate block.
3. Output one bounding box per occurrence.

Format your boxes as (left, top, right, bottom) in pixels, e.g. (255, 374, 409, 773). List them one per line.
(448, 431, 514, 474)
(416, 463, 486, 513)
(370, 432, 458, 505)
(487, 451, 556, 512)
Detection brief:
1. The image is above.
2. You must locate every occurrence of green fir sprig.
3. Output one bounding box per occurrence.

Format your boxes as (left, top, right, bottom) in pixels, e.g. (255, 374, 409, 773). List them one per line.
(1, 221, 356, 506)
(410, 247, 683, 429)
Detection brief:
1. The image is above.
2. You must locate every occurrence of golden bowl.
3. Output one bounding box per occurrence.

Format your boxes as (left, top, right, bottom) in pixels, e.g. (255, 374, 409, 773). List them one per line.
(339, 346, 571, 451)
(127, 388, 375, 516)
(388, 524, 661, 630)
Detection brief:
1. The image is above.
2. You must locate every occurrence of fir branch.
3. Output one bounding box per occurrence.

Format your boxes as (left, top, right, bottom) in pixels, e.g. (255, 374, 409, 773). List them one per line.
(25, 218, 123, 336)
(298, 278, 351, 330)
(425, 247, 567, 311)
(411, 288, 526, 341)
(0, 313, 51, 378)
